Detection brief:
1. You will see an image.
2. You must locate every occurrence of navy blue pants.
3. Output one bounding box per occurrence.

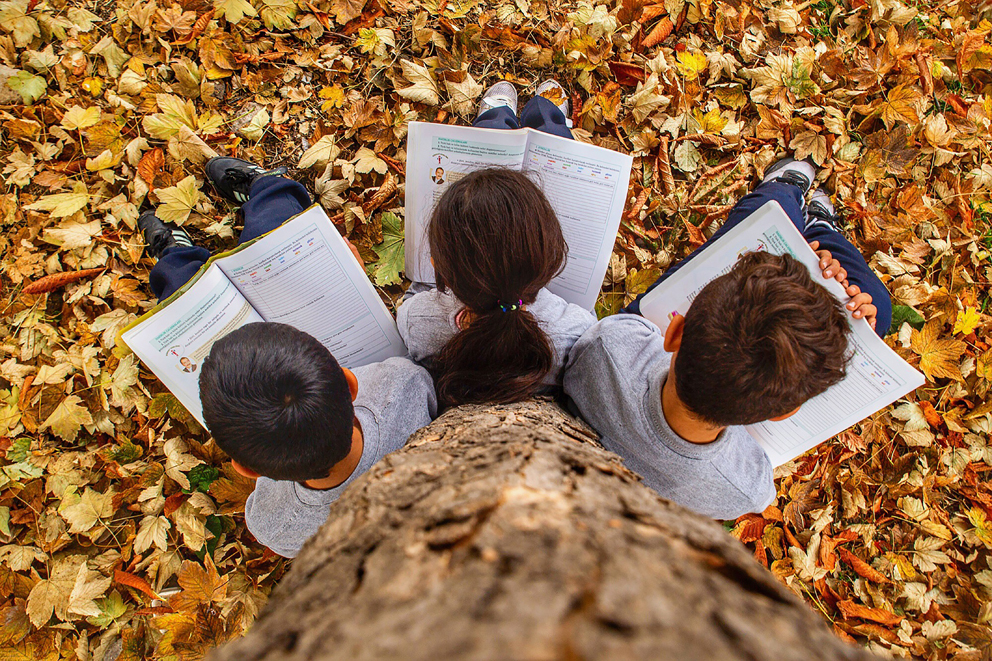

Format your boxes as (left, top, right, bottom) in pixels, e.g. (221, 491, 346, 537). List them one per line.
(473, 95, 573, 140)
(150, 176, 311, 301)
(624, 181, 892, 337)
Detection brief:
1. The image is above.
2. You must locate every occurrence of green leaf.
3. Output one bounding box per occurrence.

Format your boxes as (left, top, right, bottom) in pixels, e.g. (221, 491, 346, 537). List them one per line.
(187, 465, 221, 494)
(370, 212, 404, 286)
(5, 69, 46, 104)
(889, 304, 925, 334)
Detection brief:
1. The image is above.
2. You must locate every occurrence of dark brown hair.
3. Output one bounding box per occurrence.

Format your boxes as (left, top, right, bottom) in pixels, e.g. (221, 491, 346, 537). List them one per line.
(674, 251, 852, 426)
(428, 168, 567, 408)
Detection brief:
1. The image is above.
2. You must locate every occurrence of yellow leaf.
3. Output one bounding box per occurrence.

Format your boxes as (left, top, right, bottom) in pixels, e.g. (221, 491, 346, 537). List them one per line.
(26, 555, 85, 626)
(878, 84, 921, 130)
(60, 488, 115, 533)
(969, 507, 992, 547)
(42, 220, 103, 251)
(85, 149, 119, 171)
(952, 306, 981, 335)
(694, 107, 728, 134)
(239, 108, 269, 141)
(24, 182, 92, 218)
(67, 563, 112, 617)
(60, 105, 101, 131)
(134, 515, 171, 553)
(676, 51, 707, 79)
(395, 59, 439, 105)
(213, 0, 257, 24)
(297, 134, 340, 170)
(910, 319, 966, 381)
(40, 395, 94, 442)
(155, 175, 205, 224)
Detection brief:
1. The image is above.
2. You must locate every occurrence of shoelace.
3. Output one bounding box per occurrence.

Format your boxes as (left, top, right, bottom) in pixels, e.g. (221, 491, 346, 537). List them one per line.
(772, 170, 811, 191)
(807, 203, 840, 231)
(223, 167, 254, 192)
(149, 231, 175, 256)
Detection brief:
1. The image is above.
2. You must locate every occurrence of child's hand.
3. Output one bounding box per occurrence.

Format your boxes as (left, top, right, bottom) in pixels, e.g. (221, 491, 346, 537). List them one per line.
(844, 283, 877, 330)
(808, 241, 847, 286)
(345, 238, 364, 267)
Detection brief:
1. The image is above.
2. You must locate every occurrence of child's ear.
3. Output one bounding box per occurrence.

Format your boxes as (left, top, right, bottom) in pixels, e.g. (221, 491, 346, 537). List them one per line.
(663, 314, 685, 353)
(342, 368, 359, 401)
(769, 406, 801, 421)
(231, 460, 260, 479)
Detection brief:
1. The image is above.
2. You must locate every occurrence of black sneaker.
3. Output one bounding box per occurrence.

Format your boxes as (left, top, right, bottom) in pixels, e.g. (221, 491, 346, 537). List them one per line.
(761, 157, 816, 195)
(205, 157, 288, 205)
(138, 210, 194, 259)
(807, 189, 842, 232)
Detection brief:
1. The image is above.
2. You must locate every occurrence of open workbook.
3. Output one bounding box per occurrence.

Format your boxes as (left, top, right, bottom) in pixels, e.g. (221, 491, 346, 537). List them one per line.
(118, 205, 407, 426)
(637, 201, 926, 467)
(404, 121, 634, 311)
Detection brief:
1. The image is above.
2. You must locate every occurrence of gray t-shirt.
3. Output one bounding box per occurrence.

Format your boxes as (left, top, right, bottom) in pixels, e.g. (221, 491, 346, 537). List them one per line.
(244, 357, 437, 557)
(563, 314, 775, 520)
(397, 286, 596, 387)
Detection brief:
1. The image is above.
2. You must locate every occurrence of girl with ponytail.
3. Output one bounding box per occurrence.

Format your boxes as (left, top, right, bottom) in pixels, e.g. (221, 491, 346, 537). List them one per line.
(397, 168, 596, 409)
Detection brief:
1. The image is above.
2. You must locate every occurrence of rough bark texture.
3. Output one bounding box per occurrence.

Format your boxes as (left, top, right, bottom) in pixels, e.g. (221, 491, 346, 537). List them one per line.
(211, 400, 873, 661)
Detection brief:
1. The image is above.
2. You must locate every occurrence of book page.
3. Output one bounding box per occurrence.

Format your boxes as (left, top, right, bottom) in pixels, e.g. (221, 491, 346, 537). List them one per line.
(405, 121, 529, 282)
(522, 130, 634, 310)
(121, 265, 264, 426)
(637, 202, 925, 466)
(214, 205, 406, 367)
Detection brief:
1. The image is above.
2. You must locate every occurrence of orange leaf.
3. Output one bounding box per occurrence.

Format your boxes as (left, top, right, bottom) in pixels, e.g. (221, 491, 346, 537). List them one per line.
(681, 217, 706, 247)
(169, 559, 227, 613)
(836, 547, 889, 584)
(21, 268, 104, 295)
(137, 148, 165, 185)
(115, 569, 162, 601)
(642, 16, 673, 49)
(836, 599, 902, 626)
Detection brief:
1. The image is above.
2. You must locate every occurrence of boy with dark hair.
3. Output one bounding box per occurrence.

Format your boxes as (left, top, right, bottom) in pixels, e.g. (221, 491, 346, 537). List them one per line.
(564, 157, 888, 520)
(200, 322, 436, 558)
(140, 159, 436, 557)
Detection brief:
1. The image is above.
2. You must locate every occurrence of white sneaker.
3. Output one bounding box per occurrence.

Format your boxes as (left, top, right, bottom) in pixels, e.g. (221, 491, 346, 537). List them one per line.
(807, 189, 841, 232)
(477, 81, 518, 120)
(761, 157, 816, 195)
(535, 79, 570, 119)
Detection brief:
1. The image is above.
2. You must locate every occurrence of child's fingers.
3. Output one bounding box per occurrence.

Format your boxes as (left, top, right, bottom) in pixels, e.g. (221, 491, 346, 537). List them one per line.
(345, 239, 365, 267)
(846, 284, 861, 297)
(847, 293, 874, 318)
(834, 267, 847, 284)
(822, 257, 841, 279)
(808, 240, 820, 251)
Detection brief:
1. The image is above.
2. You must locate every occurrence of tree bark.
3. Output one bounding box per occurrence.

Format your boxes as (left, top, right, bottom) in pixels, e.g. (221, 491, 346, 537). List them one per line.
(211, 400, 872, 661)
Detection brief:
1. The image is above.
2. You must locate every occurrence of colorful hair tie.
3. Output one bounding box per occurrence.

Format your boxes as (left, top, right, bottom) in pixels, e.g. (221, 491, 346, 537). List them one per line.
(498, 299, 523, 312)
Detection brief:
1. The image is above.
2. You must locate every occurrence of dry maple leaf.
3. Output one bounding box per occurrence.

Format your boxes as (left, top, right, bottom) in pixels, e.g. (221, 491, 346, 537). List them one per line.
(911, 319, 966, 381)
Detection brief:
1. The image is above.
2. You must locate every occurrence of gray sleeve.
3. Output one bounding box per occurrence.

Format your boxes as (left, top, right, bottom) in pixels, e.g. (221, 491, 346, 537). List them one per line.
(563, 315, 661, 424)
(402, 280, 435, 302)
(244, 479, 336, 558)
(395, 290, 455, 364)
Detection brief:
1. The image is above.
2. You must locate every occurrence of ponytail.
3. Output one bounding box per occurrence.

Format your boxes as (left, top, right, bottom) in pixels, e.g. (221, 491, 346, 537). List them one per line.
(427, 168, 567, 408)
(435, 306, 554, 408)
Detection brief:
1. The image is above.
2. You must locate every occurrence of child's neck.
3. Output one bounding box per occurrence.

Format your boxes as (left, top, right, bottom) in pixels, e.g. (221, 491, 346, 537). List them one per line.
(661, 371, 725, 444)
(303, 419, 364, 490)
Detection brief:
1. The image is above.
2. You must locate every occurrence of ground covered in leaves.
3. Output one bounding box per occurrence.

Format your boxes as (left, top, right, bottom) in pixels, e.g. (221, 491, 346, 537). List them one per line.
(0, 0, 991, 657)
